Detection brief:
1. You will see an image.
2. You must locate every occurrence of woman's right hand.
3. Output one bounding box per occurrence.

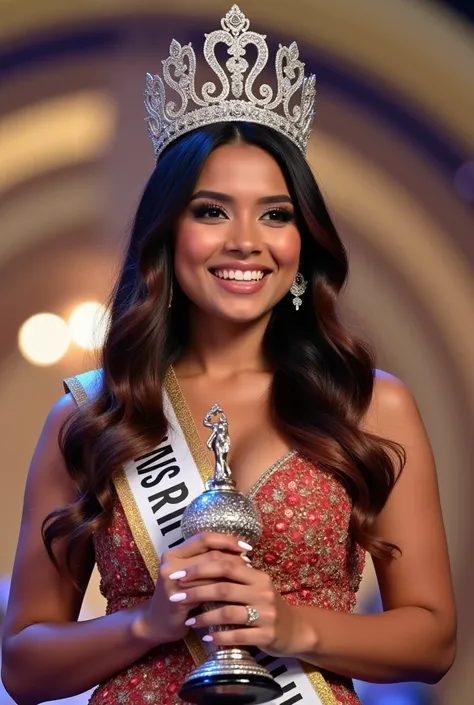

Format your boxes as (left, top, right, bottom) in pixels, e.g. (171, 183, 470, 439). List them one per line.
(133, 532, 252, 646)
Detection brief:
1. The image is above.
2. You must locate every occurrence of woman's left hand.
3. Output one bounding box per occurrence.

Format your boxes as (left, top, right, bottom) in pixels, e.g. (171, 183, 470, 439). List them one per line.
(174, 554, 306, 657)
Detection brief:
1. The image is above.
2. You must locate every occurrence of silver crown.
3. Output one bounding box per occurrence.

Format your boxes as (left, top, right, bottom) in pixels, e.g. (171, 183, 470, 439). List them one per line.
(144, 5, 316, 160)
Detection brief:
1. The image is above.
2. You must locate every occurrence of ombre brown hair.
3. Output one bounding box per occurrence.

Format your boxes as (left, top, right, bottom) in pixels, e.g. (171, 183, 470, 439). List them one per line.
(43, 122, 404, 570)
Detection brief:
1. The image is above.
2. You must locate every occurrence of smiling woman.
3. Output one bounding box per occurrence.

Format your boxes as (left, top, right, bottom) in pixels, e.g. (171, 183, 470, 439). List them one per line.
(174, 141, 301, 323)
(1, 7, 456, 705)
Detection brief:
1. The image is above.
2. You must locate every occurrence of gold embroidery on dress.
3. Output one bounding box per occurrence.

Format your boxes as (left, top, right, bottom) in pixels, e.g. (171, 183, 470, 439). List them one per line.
(248, 450, 297, 499)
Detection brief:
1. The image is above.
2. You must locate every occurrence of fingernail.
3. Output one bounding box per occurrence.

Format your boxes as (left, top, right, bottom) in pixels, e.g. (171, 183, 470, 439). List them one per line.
(246, 563, 253, 568)
(185, 617, 196, 626)
(169, 570, 187, 580)
(241, 554, 251, 563)
(169, 592, 187, 603)
(202, 634, 214, 642)
(238, 541, 253, 551)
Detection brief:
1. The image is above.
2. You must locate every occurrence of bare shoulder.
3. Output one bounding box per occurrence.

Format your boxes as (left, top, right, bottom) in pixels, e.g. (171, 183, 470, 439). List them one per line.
(45, 392, 78, 430)
(372, 368, 417, 412)
(363, 369, 421, 437)
(38, 392, 78, 438)
(29, 393, 79, 487)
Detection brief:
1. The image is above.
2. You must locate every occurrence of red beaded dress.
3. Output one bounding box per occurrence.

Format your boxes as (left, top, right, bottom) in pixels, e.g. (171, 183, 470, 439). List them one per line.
(88, 451, 365, 705)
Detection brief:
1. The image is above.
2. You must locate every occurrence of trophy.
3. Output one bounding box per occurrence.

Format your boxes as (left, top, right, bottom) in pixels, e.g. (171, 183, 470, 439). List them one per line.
(178, 404, 283, 704)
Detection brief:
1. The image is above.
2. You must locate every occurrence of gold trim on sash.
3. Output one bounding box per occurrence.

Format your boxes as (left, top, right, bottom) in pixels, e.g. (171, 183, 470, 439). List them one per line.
(303, 663, 340, 705)
(164, 367, 215, 484)
(63, 375, 88, 404)
(114, 471, 159, 581)
(65, 369, 340, 703)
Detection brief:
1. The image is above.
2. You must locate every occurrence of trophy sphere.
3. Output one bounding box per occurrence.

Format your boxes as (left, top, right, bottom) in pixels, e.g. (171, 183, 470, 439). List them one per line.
(181, 489, 262, 544)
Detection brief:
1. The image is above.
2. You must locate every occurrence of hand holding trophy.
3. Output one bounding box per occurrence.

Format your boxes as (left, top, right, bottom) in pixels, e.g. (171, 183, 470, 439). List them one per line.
(178, 404, 283, 704)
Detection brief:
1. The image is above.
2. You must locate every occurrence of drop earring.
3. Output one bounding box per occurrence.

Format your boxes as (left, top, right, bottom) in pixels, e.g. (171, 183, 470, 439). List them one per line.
(290, 272, 307, 311)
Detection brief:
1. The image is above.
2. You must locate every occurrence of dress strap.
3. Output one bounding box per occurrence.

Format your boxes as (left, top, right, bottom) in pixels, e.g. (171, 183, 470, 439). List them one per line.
(63, 369, 104, 406)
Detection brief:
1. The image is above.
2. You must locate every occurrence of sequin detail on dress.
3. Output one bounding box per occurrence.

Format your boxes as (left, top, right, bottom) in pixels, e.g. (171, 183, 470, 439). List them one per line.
(90, 454, 364, 704)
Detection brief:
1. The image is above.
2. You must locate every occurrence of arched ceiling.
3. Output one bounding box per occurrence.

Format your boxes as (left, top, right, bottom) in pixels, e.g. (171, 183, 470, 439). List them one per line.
(2, 0, 474, 151)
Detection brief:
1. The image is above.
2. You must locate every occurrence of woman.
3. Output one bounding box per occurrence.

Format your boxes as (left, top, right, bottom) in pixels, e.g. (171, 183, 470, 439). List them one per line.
(1, 7, 456, 705)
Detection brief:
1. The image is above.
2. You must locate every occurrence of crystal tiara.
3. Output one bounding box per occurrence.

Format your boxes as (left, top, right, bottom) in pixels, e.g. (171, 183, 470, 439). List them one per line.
(144, 5, 317, 160)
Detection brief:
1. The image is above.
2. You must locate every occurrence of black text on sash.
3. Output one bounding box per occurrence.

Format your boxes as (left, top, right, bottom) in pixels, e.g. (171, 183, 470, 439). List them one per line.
(254, 650, 304, 704)
(135, 437, 190, 549)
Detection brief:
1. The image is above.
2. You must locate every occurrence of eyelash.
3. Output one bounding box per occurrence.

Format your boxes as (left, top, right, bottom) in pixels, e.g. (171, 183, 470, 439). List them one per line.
(191, 202, 294, 223)
(191, 202, 229, 219)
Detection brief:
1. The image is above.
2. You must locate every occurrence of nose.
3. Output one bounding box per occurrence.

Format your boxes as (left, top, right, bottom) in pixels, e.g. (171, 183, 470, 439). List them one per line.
(223, 219, 262, 257)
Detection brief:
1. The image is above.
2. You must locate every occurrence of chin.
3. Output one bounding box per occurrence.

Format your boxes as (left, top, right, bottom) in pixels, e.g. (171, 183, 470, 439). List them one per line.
(212, 303, 271, 324)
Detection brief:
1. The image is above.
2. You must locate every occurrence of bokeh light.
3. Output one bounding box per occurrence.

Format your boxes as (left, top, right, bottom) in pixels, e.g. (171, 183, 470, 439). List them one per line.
(18, 313, 71, 366)
(68, 301, 109, 350)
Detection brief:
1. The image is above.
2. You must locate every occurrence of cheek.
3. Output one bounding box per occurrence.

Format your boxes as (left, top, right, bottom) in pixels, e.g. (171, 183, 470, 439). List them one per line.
(271, 228, 301, 266)
(174, 223, 217, 270)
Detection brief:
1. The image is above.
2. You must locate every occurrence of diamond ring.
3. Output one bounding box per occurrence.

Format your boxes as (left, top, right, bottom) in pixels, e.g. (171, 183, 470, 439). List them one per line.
(245, 605, 259, 626)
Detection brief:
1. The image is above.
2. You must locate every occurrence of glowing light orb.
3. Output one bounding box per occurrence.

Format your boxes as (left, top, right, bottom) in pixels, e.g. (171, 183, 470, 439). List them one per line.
(18, 313, 71, 366)
(68, 301, 109, 350)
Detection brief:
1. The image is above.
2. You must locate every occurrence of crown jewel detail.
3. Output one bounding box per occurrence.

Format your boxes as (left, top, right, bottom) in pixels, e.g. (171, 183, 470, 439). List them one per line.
(145, 5, 316, 159)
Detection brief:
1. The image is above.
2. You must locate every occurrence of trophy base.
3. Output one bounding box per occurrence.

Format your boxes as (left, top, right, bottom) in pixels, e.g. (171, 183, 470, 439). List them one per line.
(178, 648, 282, 705)
(179, 673, 282, 704)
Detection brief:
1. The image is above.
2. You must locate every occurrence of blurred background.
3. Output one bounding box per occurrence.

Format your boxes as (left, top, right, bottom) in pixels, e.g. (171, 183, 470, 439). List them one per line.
(0, 0, 473, 703)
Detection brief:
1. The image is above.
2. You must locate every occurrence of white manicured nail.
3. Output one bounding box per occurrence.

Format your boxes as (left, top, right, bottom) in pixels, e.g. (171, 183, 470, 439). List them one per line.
(238, 541, 253, 551)
(169, 570, 187, 580)
(202, 634, 214, 642)
(185, 617, 196, 627)
(169, 592, 187, 602)
(241, 555, 251, 563)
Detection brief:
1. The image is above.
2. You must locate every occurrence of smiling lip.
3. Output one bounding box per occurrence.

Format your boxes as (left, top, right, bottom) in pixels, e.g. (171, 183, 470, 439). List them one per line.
(209, 266, 271, 295)
(210, 263, 272, 273)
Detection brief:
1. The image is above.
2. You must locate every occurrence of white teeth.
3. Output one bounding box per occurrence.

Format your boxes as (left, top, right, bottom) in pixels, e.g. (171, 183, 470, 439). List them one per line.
(213, 269, 266, 281)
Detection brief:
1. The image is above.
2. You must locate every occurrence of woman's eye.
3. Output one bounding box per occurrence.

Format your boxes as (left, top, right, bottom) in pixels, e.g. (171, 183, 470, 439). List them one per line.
(192, 204, 227, 219)
(262, 208, 294, 223)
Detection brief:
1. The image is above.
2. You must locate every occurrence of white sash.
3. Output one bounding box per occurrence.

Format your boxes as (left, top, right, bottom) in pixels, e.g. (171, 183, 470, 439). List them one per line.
(64, 369, 338, 705)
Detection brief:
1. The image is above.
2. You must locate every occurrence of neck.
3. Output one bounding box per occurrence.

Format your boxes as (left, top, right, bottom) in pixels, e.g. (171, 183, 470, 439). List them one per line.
(177, 308, 271, 380)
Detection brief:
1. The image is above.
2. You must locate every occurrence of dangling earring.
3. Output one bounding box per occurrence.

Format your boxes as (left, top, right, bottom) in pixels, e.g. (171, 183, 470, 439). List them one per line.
(168, 281, 173, 309)
(290, 271, 307, 311)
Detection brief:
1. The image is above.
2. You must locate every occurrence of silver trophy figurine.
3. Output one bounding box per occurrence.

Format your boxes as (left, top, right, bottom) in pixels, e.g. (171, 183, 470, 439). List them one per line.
(178, 404, 283, 704)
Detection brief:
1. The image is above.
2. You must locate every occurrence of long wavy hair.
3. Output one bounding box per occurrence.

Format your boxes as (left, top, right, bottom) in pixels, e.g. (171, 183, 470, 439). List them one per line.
(43, 122, 404, 571)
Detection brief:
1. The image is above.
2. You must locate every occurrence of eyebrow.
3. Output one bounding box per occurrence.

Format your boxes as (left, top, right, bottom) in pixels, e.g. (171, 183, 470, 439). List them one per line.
(190, 190, 293, 205)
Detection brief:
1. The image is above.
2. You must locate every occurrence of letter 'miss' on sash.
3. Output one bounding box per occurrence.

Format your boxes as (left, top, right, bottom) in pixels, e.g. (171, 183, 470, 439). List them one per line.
(64, 368, 338, 705)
